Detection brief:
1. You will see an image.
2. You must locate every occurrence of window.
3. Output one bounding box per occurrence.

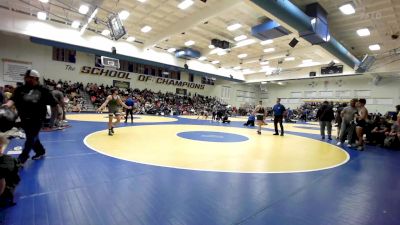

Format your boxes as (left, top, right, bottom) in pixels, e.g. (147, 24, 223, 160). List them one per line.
(201, 76, 215, 85)
(55, 48, 74, 63)
(189, 73, 194, 82)
(170, 71, 180, 80)
(221, 86, 231, 99)
(119, 60, 130, 72)
(53, 47, 76, 63)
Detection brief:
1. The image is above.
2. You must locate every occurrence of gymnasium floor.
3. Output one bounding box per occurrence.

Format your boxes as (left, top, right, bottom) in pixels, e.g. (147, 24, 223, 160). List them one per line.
(1, 113, 399, 225)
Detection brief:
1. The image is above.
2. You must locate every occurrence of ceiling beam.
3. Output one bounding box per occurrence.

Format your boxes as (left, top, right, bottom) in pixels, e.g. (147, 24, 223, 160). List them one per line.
(142, 0, 243, 48)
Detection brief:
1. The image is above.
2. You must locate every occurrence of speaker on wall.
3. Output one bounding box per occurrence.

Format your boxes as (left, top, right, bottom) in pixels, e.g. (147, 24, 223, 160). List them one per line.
(111, 47, 116, 54)
(211, 39, 221, 47)
(221, 41, 230, 49)
(309, 71, 316, 77)
(289, 38, 299, 48)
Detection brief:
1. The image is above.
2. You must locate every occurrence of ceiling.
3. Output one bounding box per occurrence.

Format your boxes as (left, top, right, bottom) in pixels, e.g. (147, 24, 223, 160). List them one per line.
(292, 0, 400, 58)
(1, 0, 399, 78)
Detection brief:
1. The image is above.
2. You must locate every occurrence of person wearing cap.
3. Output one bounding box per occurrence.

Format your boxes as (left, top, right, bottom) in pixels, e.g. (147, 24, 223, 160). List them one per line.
(2, 69, 57, 164)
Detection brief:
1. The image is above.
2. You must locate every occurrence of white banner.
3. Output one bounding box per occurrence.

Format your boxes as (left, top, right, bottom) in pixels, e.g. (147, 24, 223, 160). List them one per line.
(2, 59, 32, 82)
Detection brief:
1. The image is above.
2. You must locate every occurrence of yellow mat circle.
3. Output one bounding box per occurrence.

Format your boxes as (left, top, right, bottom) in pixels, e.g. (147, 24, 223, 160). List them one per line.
(67, 113, 178, 123)
(84, 125, 349, 173)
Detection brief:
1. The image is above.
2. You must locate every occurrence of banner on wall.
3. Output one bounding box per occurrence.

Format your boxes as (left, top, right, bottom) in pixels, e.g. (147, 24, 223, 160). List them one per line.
(137, 74, 205, 90)
(113, 80, 130, 89)
(2, 59, 32, 82)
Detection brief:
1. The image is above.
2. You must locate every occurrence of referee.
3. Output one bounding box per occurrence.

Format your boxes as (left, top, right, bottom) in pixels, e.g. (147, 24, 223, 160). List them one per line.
(272, 98, 286, 136)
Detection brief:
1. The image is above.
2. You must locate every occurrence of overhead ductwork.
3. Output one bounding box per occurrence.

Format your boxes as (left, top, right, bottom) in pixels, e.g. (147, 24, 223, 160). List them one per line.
(175, 48, 201, 59)
(251, 20, 291, 40)
(249, 0, 360, 68)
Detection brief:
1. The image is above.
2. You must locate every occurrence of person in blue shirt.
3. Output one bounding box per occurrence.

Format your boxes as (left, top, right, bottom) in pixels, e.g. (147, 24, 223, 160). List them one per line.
(124, 94, 135, 123)
(272, 98, 286, 136)
(243, 112, 255, 127)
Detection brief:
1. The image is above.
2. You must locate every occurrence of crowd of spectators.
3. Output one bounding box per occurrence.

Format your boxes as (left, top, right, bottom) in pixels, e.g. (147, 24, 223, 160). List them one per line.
(2, 80, 399, 149)
(299, 101, 400, 149)
(43, 79, 86, 112)
(85, 82, 224, 116)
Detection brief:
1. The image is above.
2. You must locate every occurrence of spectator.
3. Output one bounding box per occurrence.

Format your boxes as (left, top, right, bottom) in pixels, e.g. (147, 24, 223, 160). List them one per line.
(316, 101, 335, 140)
(3, 69, 57, 164)
(0, 135, 20, 207)
(370, 116, 391, 146)
(355, 98, 369, 151)
(384, 120, 400, 149)
(337, 99, 358, 146)
(243, 113, 255, 127)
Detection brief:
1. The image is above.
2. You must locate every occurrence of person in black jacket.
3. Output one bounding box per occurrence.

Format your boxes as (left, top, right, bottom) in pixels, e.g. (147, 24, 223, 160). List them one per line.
(316, 101, 335, 140)
(3, 69, 57, 164)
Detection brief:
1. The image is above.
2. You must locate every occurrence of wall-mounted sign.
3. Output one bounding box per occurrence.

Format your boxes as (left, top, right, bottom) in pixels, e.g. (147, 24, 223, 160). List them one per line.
(80, 66, 131, 80)
(113, 80, 130, 89)
(176, 88, 187, 95)
(2, 59, 32, 82)
(137, 74, 205, 90)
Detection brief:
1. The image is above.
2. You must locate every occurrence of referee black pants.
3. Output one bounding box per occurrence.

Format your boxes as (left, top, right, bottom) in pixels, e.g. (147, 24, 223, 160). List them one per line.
(274, 115, 284, 134)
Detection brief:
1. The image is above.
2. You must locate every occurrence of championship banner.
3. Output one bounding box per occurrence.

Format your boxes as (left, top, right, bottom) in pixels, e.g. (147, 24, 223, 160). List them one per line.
(2, 59, 32, 82)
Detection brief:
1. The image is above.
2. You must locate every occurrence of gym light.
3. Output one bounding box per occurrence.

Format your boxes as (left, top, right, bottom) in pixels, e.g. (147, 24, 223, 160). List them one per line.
(71, 20, 80, 29)
(260, 40, 273, 45)
(79, 5, 89, 15)
(37, 11, 47, 20)
(369, 44, 380, 51)
(178, 0, 194, 10)
(167, 48, 176, 53)
(198, 56, 207, 61)
(211, 60, 219, 64)
(227, 23, 242, 31)
(284, 57, 295, 61)
(339, 3, 355, 15)
(101, 30, 110, 36)
(237, 54, 247, 58)
(357, 28, 370, 37)
(208, 45, 215, 49)
(118, 10, 130, 20)
(126, 36, 135, 42)
(234, 35, 247, 42)
(39, 0, 49, 3)
(260, 61, 269, 65)
(184, 40, 195, 46)
(217, 50, 227, 56)
(263, 48, 275, 53)
(234, 39, 256, 48)
(141, 25, 152, 33)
